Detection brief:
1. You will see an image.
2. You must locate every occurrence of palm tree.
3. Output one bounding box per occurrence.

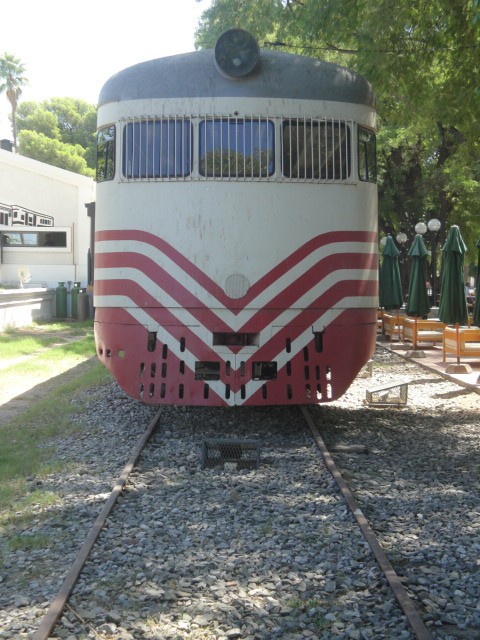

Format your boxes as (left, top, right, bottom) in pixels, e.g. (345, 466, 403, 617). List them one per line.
(0, 53, 27, 151)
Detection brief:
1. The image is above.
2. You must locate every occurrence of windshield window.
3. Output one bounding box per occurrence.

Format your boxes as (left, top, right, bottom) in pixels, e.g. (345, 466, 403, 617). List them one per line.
(123, 119, 191, 179)
(199, 118, 274, 178)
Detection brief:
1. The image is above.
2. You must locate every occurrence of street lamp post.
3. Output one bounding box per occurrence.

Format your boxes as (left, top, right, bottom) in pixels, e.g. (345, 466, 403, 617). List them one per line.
(415, 219, 442, 306)
(414, 223, 429, 303)
(396, 232, 408, 296)
(427, 218, 441, 306)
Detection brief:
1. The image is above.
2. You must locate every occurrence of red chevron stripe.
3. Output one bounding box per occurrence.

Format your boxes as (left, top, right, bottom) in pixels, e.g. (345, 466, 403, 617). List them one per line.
(95, 228, 377, 308)
(94, 279, 233, 359)
(240, 280, 378, 362)
(95, 275, 376, 368)
(95, 248, 376, 318)
(95, 253, 232, 329)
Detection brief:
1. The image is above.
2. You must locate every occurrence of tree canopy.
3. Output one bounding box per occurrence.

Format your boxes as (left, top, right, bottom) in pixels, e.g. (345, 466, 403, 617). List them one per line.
(0, 51, 97, 178)
(195, 0, 480, 265)
(15, 97, 96, 177)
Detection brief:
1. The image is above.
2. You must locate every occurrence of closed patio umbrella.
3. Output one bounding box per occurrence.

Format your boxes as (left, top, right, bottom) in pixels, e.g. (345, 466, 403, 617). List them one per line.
(472, 239, 480, 327)
(438, 225, 468, 367)
(405, 234, 431, 352)
(379, 236, 403, 310)
(379, 235, 403, 340)
(406, 234, 431, 319)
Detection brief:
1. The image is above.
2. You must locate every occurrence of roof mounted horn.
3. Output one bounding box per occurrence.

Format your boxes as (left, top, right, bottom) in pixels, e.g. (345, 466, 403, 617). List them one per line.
(214, 29, 260, 79)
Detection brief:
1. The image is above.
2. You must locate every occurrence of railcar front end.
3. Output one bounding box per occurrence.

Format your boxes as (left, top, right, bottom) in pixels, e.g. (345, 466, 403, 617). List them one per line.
(94, 30, 378, 407)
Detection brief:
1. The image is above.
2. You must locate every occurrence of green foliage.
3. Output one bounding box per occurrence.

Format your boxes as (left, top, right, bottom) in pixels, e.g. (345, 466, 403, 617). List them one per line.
(195, 0, 285, 48)
(16, 101, 61, 138)
(200, 148, 272, 176)
(16, 97, 97, 176)
(18, 129, 95, 177)
(195, 0, 480, 261)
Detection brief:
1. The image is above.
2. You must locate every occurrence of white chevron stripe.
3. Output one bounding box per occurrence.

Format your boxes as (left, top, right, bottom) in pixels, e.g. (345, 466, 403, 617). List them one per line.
(240, 306, 346, 404)
(97, 296, 376, 371)
(241, 270, 376, 357)
(113, 296, 373, 406)
(95, 238, 377, 317)
(94, 266, 377, 332)
(111, 303, 234, 407)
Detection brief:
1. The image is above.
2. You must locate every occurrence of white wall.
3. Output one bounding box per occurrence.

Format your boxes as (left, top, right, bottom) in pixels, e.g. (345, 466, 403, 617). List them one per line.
(0, 149, 95, 288)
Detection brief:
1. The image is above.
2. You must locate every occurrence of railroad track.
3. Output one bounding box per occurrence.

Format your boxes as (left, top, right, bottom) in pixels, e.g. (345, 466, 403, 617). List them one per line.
(31, 402, 436, 640)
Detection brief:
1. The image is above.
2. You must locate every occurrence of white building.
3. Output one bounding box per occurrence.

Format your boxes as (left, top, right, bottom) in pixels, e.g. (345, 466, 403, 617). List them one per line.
(0, 147, 95, 289)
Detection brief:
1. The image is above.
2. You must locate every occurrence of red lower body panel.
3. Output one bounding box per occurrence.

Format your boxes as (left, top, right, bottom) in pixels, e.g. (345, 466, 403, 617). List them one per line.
(95, 306, 376, 406)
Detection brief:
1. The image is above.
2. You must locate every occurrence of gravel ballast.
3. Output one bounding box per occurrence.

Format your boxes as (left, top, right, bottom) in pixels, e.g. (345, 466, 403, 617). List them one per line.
(0, 346, 478, 640)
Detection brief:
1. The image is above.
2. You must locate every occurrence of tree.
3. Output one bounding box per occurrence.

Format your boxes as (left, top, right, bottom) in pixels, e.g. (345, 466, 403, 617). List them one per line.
(194, 0, 480, 260)
(0, 55, 97, 177)
(16, 98, 97, 176)
(19, 129, 94, 177)
(0, 52, 28, 150)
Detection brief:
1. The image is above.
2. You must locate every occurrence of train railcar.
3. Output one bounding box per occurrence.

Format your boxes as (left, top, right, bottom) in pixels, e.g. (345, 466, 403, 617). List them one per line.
(94, 29, 378, 407)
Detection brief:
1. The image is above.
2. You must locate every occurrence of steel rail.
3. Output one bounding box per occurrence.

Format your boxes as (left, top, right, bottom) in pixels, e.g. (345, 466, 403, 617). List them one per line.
(300, 405, 433, 640)
(31, 407, 163, 640)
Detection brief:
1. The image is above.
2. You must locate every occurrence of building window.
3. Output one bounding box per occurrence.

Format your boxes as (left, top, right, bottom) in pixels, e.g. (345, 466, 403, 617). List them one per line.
(96, 125, 116, 182)
(282, 118, 351, 181)
(122, 118, 191, 179)
(2, 229, 70, 250)
(199, 117, 274, 178)
(358, 127, 376, 182)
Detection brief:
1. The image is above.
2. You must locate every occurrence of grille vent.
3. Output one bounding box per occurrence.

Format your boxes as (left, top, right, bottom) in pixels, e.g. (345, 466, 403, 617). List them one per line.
(201, 438, 260, 470)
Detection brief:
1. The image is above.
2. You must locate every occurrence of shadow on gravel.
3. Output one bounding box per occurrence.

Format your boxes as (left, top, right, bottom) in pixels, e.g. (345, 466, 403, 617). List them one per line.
(409, 377, 445, 385)
(310, 403, 479, 486)
(432, 387, 476, 399)
(309, 399, 480, 635)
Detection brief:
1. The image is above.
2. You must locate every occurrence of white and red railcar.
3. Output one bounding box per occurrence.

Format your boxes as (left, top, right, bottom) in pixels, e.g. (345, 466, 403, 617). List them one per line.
(94, 29, 378, 407)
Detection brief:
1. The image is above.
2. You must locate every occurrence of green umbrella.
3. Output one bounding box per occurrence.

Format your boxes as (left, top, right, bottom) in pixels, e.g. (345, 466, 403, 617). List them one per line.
(438, 225, 468, 326)
(379, 236, 403, 310)
(406, 234, 431, 318)
(438, 225, 468, 367)
(472, 239, 480, 327)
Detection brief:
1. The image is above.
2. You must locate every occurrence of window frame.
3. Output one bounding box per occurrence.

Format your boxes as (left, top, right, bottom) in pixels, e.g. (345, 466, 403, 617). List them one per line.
(281, 118, 352, 181)
(358, 126, 377, 183)
(122, 118, 192, 180)
(1, 227, 72, 252)
(96, 125, 116, 182)
(199, 117, 275, 179)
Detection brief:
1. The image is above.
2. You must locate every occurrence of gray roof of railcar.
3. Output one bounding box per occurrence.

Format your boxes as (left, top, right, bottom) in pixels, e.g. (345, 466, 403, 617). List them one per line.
(98, 49, 375, 108)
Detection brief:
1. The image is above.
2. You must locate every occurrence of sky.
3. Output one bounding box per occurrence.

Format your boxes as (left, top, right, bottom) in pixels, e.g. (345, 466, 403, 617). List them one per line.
(0, 0, 212, 139)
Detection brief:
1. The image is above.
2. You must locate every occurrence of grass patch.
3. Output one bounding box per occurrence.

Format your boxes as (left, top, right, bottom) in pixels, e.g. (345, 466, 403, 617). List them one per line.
(8, 533, 51, 552)
(0, 333, 58, 358)
(0, 361, 109, 476)
(0, 334, 97, 379)
(0, 320, 111, 521)
(0, 320, 94, 360)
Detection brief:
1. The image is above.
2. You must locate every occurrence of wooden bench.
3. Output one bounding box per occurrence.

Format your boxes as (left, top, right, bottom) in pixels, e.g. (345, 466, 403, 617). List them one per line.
(443, 326, 480, 362)
(377, 310, 383, 332)
(403, 317, 445, 349)
(381, 312, 404, 341)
